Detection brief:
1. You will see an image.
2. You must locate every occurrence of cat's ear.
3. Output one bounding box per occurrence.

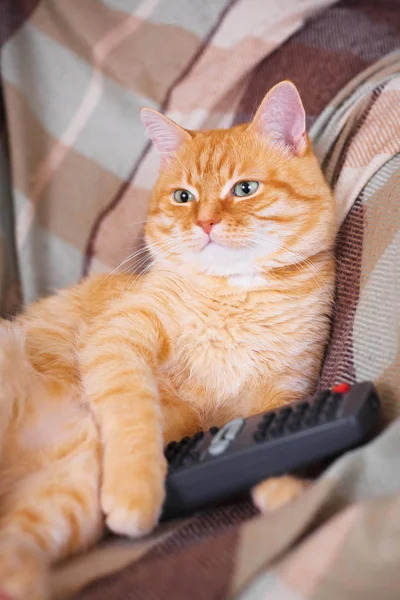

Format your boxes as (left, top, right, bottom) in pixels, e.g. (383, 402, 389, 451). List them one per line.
(250, 81, 307, 156)
(140, 108, 191, 163)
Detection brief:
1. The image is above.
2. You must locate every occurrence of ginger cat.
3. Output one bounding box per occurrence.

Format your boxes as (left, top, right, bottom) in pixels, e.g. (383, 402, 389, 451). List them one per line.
(0, 82, 335, 600)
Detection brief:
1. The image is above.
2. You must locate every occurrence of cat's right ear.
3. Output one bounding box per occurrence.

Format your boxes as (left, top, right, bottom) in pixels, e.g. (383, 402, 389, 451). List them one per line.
(249, 81, 307, 156)
(140, 108, 191, 164)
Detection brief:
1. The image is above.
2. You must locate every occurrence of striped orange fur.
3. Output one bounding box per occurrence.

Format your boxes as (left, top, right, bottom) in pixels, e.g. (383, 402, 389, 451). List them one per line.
(0, 82, 335, 599)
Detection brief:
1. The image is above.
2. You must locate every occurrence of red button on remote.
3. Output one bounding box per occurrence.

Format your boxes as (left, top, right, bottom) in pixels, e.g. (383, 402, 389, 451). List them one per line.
(332, 383, 350, 394)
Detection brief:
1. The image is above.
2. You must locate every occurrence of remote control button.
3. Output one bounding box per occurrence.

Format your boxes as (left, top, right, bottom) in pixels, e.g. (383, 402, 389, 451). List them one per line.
(256, 426, 267, 438)
(185, 439, 197, 452)
(267, 425, 283, 438)
(258, 427, 269, 438)
(319, 408, 334, 421)
(262, 415, 275, 429)
(293, 402, 308, 414)
(209, 426, 219, 435)
(276, 414, 290, 426)
(308, 406, 321, 418)
(165, 450, 176, 463)
(263, 412, 274, 420)
(327, 407, 340, 420)
(332, 383, 350, 394)
(208, 438, 230, 456)
(264, 413, 275, 423)
(312, 399, 326, 411)
(331, 394, 343, 404)
(172, 450, 186, 464)
(224, 418, 244, 440)
(327, 395, 342, 414)
(166, 441, 178, 451)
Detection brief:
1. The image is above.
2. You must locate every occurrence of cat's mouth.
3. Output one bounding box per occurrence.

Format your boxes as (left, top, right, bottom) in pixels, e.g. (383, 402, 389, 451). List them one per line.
(193, 228, 252, 254)
(203, 238, 216, 247)
(200, 238, 224, 251)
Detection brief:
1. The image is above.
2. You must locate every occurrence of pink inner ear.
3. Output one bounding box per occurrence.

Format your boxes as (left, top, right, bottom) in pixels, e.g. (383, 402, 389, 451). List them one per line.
(140, 109, 190, 160)
(253, 82, 306, 156)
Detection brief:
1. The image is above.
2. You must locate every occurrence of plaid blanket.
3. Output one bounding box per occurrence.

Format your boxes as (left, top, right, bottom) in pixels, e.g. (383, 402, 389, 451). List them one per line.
(1, 1, 400, 599)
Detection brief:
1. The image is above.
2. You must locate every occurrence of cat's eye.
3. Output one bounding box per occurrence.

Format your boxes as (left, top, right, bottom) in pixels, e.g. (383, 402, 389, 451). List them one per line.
(232, 181, 259, 197)
(173, 189, 195, 203)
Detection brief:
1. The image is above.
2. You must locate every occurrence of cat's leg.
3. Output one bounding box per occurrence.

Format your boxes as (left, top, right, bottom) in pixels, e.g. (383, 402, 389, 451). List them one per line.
(158, 378, 203, 444)
(0, 322, 102, 600)
(0, 444, 102, 600)
(80, 305, 169, 538)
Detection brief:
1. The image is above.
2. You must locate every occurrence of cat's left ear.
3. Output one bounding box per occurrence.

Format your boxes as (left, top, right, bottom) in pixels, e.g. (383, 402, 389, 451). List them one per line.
(140, 108, 191, 164)
(250, 81, 307, 156)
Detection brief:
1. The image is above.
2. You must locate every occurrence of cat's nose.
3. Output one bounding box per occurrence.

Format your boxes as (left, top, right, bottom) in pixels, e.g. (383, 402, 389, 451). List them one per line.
(197, 218, 220, 235)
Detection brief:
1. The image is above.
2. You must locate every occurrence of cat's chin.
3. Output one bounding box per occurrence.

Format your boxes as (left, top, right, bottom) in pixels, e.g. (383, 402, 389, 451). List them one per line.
(183, 242, 260, 278)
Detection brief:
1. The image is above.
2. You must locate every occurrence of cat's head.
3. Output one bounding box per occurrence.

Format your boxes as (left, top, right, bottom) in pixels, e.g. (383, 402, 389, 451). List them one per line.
(141, 81, 335, 278)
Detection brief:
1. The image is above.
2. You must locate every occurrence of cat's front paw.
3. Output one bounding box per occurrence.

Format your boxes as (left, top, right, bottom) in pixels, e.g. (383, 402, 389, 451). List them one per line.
(252, 475, 310, 513)
(0, 537, 48, 600)
(101, 473, 165, 538)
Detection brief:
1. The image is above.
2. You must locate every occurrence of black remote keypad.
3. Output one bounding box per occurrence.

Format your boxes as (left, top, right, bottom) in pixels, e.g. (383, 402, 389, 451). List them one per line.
(252, 390, 344, 443)
(162, 382, 380, 521)
(165, 432, 203, 467)
(165, 428, 221, 469)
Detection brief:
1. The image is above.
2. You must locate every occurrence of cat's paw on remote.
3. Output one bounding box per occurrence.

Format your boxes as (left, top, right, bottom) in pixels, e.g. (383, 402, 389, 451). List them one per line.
(252, 475, 310, 513)
(101, 474, 165, 537)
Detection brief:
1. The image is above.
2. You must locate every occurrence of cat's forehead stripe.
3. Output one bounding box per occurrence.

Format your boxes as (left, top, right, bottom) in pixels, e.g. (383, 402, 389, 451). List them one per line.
(188, 145, 236, 187)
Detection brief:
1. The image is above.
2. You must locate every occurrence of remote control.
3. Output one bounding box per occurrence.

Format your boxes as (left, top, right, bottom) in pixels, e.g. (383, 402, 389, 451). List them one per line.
(162, 381, 380, 520)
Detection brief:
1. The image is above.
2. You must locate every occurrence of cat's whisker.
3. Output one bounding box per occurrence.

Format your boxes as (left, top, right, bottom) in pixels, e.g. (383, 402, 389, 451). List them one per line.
(124, 242, 182, 293)
(127, 263, 153, 291)
(93, 239, 173, 292)
(119, 236, 189, 291)
(108, 235, 184, 278)
(121, 254, 151, 278)
(249, 233, 330, 294)
(279, 244, 332, 288)
(125, 219, 149, 228)
(324, 248, 342, 267)
(96, 247, 152, 287)
(249, 223, 341, 267)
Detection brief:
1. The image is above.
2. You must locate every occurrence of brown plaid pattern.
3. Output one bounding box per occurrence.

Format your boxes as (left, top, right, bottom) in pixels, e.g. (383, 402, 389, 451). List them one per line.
(0, 1, 400, 599)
